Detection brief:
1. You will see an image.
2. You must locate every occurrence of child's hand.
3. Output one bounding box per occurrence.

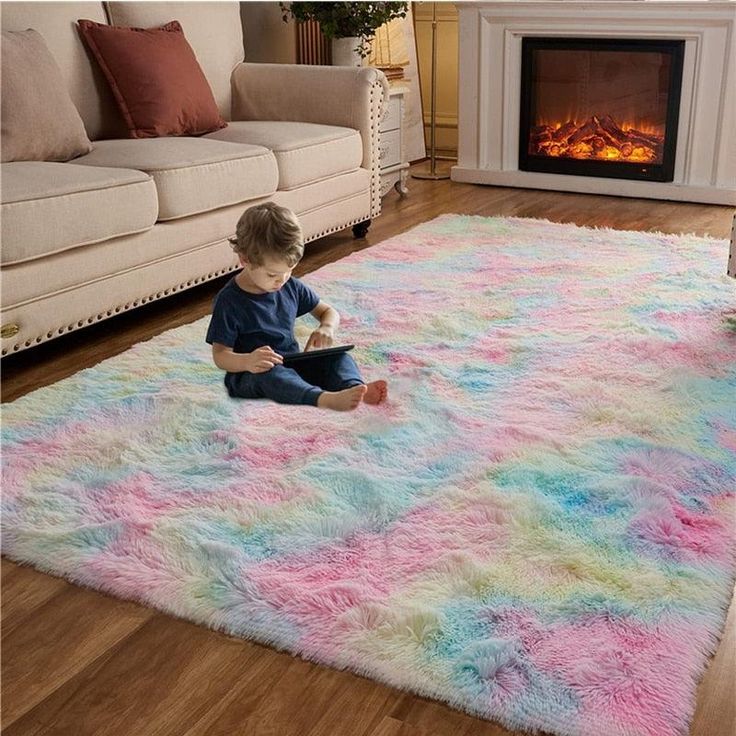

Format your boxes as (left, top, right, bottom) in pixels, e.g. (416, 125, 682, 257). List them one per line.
(305, 327, 334, 351)
(245, 346, 283, 373)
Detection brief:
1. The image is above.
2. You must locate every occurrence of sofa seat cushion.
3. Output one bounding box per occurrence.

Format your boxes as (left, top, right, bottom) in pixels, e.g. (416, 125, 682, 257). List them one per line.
(1, 161, 157, 265)
(74, 138, 278, 220)
(205, 121, 363, 190)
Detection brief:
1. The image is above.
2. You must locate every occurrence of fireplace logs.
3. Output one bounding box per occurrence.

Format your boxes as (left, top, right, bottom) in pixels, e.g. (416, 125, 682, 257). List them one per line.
(529, 115, 663, 163)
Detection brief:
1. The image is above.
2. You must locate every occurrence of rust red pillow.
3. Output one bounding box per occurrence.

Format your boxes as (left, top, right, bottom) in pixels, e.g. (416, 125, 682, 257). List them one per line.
(77, 19, 227, 138)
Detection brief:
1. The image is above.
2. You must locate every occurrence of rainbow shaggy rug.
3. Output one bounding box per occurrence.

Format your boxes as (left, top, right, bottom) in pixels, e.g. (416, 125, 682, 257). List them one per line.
(2, 215, 735, 736)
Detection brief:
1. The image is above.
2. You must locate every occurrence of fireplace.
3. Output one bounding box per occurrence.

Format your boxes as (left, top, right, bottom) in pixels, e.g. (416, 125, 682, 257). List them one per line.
(453, 1, 736, 205)
(519, 38, 685, 182)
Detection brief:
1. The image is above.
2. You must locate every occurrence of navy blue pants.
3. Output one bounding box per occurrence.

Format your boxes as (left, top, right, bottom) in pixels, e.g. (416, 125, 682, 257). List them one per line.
(226, 353, 364, 406)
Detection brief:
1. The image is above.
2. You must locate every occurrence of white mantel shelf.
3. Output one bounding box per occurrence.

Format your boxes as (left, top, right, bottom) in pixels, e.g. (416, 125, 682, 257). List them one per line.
(451, 1, 736, 205)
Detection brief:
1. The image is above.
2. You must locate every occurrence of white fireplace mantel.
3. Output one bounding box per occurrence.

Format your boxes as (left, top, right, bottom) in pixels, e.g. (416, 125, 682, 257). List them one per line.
(451, 1, 736, 205)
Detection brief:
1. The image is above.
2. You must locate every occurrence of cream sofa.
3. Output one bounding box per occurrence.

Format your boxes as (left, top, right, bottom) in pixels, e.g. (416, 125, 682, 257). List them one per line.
(0, 2, 387, 356)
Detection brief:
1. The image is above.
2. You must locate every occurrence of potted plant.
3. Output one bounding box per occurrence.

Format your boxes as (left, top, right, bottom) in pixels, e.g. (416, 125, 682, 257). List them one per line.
(280, 2, 409, 66)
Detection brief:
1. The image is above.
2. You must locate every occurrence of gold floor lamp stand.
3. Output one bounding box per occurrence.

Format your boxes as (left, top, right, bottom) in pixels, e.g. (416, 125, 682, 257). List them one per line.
(413, 2, 450, 181)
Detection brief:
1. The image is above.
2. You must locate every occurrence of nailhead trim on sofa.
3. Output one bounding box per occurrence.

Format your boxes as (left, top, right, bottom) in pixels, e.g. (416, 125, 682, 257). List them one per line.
(370, 79, 384, 219)
(1, 210, 376, 356)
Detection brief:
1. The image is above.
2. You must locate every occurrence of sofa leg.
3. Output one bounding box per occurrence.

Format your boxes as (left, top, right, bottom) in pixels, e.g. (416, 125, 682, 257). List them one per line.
(352, 219, 371, 239)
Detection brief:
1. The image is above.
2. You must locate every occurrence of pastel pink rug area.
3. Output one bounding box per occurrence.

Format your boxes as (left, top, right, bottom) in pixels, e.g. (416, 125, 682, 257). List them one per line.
(2, 216, 735, 736)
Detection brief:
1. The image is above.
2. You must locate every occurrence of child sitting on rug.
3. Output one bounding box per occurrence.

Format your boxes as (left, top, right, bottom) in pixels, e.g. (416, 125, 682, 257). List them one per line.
(206, 202, 388, 411)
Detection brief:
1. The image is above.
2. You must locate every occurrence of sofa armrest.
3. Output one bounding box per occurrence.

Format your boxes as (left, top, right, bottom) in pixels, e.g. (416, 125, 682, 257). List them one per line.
(231, 63, 388, 218)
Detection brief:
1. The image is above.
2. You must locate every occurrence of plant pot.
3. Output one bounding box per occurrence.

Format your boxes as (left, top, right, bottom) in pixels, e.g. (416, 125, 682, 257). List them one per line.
(331, 37, 362, 66)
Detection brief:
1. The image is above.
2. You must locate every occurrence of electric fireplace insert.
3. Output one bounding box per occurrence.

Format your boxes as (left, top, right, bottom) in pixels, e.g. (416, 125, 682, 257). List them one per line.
(519, 38, 685, 182)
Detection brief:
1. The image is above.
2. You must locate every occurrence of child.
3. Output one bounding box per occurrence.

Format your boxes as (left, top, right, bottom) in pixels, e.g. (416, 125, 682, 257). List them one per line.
(206, 202, 388, 411)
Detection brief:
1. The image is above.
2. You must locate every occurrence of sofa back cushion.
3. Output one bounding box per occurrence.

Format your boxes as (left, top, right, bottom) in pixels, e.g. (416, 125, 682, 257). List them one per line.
(0, 2, 126, 141)
(105, 2, 244, 122)
(77, 19, 227, 138)
(1, 29, 93, 162)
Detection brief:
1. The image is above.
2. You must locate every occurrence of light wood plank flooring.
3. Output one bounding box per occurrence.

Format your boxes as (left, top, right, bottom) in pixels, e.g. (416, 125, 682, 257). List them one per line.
(2, 172, 735, 736)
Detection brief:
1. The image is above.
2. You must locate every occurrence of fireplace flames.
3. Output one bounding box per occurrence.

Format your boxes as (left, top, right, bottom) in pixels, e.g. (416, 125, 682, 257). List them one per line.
(529, 115, 664, 163)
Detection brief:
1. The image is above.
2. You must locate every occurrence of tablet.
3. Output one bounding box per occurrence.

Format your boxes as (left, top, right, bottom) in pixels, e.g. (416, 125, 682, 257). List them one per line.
(282, 344, 355, 364)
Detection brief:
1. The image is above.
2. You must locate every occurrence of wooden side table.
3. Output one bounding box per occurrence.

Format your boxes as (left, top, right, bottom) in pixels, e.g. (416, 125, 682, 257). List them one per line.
(379, 87, 409, 198)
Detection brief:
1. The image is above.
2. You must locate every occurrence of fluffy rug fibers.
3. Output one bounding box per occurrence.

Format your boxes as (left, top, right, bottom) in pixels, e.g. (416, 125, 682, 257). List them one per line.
(3, 215, 735, 736)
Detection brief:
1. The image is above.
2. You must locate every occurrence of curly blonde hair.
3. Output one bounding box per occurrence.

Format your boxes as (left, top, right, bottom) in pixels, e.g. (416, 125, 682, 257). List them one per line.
(229, 202, 304, 267)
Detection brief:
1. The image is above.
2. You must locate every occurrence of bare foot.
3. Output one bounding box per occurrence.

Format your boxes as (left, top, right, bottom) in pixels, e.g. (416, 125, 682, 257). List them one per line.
(363, 380, 388, 405)
(318, 384, 367, 411)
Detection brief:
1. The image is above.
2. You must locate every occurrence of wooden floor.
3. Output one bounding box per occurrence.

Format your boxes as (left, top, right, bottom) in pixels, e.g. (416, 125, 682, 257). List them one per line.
(2, 172, 735, 736)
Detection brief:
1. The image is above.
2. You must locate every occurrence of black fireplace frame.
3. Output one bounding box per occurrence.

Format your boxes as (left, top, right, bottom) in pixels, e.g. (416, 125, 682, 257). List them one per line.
(519, 37, 685, 182)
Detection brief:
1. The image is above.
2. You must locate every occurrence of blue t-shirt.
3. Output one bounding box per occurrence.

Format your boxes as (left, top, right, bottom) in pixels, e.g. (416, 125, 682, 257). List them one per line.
(205, 275, 320, 356)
